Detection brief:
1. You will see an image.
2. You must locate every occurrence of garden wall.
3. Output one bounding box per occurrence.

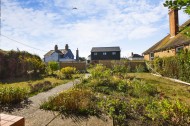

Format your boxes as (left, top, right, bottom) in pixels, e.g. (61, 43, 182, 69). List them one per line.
(92, 60, 146, 72)
(59, 62, 86, 71)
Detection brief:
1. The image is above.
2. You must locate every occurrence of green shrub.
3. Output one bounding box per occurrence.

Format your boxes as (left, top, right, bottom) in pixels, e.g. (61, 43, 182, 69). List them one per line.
(128, 79, 158, 98)
(89, 64, 111, 79)
(112, 61, 127, 73)
(47, 61, 59, 75)
(28, 81, 53, 94)
(0, 87, 29, 104)
(98, 96, 128, 126)
(145, 99, 190, 125)
(152, 50, 190, 82)
(40, 88, 99, 116)
(61, 67, 76, 79)
(135, 64, 146, 73)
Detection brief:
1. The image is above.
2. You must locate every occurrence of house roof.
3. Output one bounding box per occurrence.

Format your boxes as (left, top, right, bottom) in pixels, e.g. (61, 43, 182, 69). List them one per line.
(143, 19, 190, 54)
(44, 49, 71, 56)
(91, 46, 121, 52)
(129, 54, 144, 58)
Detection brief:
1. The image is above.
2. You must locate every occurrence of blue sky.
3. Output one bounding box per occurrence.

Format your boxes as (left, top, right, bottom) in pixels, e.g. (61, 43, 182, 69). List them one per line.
(1, 0, 190, 58)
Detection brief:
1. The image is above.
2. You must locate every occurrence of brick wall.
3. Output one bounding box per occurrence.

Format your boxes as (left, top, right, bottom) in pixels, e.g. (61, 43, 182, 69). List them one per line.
(144, 48, 176, 61)
(93, 60, 146, 71)
(59, 62, 86, 71)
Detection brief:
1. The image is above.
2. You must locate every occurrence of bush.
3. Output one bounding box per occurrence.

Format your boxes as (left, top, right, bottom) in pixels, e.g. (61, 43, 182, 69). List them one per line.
(90, 64, 111, 79)
(152, 50, 190, 82)
(0, 87, 29, 104)
(28, 81, 53, 94)
(41, 88, 99, 116)
(47, 61, 59, 75)
(128, 79, 158, 98)
(135, 64, 146, 73)
(61, 67, 76, 79)
(145, 99, 190, 125)
(0, 50, 46, 80)
(112, 61, 127, 73)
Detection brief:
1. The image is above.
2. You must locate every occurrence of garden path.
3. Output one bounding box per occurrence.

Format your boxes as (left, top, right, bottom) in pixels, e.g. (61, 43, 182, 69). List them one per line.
(2, 75, 112, 126)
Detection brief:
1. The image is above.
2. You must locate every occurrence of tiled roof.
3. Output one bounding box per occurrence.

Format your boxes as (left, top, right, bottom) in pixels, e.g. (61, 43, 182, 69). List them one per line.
(91, 46, 121, 52)
(143, 19, 190, 54)
(44, 49, 70, 56)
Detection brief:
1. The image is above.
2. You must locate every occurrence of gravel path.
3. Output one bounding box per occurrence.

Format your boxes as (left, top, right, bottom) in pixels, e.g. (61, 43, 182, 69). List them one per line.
(2, 77, 112, 126)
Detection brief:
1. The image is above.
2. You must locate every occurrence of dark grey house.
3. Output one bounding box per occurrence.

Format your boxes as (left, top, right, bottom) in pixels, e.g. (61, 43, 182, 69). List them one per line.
(91, 46, 121, 61)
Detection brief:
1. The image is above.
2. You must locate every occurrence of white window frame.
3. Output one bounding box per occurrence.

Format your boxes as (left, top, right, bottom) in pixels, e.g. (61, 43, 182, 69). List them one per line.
(150, 52, 154, 60)
(176, 46, 183, 53)
(103, 52, 107, 55)
(112, 52, 116, 55)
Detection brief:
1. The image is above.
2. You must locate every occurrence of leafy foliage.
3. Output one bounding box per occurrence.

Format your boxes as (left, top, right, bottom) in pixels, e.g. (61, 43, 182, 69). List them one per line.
(28, 81, 53, 95)
(0, 87, 29, 104)
(0, 50, 46, 80)
(41, 65, 190, 126)
(41, 88, 99, 116)
(61, 67, 76, 79)
(47, 61, 59, 75)
(164, 0, 190, 14)
(152, 50, 190, 82)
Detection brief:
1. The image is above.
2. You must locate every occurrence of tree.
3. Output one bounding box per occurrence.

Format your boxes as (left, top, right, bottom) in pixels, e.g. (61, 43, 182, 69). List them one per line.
(163, 0, 190, 15)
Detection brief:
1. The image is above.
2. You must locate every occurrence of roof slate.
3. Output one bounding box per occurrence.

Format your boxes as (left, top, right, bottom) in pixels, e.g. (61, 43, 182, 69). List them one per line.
(143, 19, 190, 54)
(44, 49, 71, 56)
(91, 47, 121, 52)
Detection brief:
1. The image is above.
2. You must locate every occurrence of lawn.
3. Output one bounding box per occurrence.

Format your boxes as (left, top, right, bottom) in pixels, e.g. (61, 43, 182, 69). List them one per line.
(128, 73, 190, 105)
(0, 77, 69, 88)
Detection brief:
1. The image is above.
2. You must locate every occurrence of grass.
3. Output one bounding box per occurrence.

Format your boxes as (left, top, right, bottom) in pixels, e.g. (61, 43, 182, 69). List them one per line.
(127, 73, 190, 105)
(0, 77, 69, 88)
(0, 77, 70, 104)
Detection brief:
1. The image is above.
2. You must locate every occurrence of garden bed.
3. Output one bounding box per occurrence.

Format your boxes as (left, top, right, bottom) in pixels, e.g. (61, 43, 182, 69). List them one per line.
(41, 65, 190, 126)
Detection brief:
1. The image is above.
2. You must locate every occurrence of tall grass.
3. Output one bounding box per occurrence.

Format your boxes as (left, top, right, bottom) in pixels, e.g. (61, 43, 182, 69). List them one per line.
(41, 88, 99, 116)
(0, 87, 29, 104)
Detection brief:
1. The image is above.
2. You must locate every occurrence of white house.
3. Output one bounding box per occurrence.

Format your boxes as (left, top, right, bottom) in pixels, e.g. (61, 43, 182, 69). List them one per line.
(44, 44, 78, 63)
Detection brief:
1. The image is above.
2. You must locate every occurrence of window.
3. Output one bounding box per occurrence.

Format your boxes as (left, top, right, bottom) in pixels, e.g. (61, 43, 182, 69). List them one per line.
(94, 53, 97, 55)
(112, 52, 116, 55)
(150, 52, 154, 60)
(103, 52, 107, 55)
(176, 46, 183, 54)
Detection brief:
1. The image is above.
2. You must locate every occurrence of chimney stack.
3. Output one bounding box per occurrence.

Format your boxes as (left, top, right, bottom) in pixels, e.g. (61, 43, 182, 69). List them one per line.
(54, 45, 58, 51)
(76, 48, 79, 61)
(131, 52, 134, 56)
(169, 9, 179, 37)
(65, 44, 69, 50)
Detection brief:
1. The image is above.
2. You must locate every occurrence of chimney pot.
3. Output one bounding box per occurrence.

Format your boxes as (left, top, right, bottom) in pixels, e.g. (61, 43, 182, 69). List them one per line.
(65, 44, 69, 50)
(76, 48, 79, 61)
(55, 45, 58, 51)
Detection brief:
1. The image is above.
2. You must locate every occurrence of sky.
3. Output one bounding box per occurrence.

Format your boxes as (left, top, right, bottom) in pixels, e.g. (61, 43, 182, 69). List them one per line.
(1, 0, 190, 59)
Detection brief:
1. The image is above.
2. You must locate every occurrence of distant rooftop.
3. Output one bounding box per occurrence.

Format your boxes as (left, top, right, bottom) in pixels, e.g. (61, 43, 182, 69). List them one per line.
(91, 46, 121, 52)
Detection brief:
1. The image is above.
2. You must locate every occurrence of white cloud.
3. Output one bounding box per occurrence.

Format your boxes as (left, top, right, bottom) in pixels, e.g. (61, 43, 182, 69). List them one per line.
(1, 0, 189, 58)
